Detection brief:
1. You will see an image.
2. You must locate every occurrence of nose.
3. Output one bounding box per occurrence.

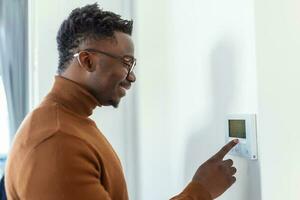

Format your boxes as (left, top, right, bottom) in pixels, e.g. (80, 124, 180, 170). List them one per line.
(127, 71, 136, 83)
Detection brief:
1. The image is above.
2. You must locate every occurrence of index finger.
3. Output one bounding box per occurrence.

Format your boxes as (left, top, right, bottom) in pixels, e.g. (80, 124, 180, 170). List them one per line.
(213, 139, 239, 160)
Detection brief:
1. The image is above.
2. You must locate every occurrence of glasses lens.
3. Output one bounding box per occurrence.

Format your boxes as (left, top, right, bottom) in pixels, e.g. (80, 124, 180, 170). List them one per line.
(123, 57, 135, 69)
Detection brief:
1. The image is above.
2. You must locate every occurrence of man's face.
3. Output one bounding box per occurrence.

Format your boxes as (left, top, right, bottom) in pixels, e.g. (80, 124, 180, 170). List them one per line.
(82, 32, 136, 108)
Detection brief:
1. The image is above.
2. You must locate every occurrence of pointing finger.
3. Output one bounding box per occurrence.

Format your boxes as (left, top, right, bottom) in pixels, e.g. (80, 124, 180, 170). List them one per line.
(213, 139, 239, 160)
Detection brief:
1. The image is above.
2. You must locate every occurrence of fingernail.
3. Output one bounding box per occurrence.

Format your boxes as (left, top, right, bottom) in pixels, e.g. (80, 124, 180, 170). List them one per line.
(234, 139, 239, 143)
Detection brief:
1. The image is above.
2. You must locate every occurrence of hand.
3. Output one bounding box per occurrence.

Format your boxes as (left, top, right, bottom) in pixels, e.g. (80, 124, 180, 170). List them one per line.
(192, 139, 239, 199)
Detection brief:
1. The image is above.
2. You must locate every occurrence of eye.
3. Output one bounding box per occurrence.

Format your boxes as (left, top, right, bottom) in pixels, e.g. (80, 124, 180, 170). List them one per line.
(123, 62, 131, 68)
(122, 56, 134, 69)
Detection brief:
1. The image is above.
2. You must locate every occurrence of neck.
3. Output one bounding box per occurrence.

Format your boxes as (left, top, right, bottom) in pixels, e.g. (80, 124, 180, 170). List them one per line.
(46, 76, 101, 117)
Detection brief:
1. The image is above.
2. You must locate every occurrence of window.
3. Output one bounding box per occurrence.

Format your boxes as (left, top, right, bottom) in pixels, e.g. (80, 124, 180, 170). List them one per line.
(0, 76, 9, 177)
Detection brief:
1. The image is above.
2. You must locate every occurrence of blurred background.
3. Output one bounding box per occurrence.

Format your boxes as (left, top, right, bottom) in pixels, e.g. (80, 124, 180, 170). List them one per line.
(1, 0, 300, 199)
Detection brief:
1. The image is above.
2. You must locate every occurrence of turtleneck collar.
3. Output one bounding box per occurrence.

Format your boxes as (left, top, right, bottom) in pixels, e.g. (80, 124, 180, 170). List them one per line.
(46, 76, 101, 117)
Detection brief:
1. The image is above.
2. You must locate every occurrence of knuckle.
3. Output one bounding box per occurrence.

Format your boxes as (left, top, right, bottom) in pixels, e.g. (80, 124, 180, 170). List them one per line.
(223, 159, 234, 166)
(228, 176, 236, 184)
(231, 167, 237, 175)
(208, 157, 218, 163)
(226, 175, 233, 184)
(217, 163, 224, 171)
(228, 159, 234, 166)
(233, 167, 237, 172)
(232, 176, 237, 183)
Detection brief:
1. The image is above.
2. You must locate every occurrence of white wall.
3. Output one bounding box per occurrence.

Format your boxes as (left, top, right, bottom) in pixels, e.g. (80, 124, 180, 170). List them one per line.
(255, 0, 300, 199)
(135, 0, 175, 199)
(136, 0, 261, 199)
(28, 1, 139, 199)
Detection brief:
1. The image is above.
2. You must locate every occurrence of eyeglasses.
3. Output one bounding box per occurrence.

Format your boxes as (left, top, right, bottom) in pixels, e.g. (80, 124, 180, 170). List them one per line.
(74, 48, 136, 76)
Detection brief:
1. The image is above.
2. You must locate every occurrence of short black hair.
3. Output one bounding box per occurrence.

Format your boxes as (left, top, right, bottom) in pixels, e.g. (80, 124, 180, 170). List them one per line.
(56, 3, 133, 74)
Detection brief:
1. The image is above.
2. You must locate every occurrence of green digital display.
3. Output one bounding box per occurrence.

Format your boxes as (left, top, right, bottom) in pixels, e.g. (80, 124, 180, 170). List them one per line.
(229, 120, 246, 138)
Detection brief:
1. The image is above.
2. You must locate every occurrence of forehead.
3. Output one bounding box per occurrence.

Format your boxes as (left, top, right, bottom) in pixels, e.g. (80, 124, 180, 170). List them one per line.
(83, 32, 134, 55)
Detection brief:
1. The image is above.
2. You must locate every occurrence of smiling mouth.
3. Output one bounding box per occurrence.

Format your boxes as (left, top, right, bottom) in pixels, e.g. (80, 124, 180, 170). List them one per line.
(119, 86, 127, 96)
(119, 82, 131, 97)
(120, 83, 131, 90)
(120, 82, 131, 89)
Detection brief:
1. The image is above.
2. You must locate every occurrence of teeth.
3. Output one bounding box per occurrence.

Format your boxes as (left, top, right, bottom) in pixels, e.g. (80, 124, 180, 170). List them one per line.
(121, 86, 127, 90)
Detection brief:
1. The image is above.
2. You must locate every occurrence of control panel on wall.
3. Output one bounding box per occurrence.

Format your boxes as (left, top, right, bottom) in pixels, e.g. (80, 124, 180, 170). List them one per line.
(225, 114, 258, 160)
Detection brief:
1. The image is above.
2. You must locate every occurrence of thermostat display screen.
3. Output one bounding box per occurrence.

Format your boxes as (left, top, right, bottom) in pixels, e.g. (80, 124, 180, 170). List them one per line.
(229, 120, 246, 138)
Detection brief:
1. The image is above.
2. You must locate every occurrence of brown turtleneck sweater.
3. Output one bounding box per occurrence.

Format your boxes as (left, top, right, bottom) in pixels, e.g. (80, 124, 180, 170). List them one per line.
(5, 76, 212, 200)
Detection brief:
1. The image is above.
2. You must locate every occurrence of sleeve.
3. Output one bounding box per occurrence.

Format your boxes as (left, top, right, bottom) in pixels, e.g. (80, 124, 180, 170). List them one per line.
(18, 132, 112, 200)
(0, 176, 6, 200)
(170, 181, 212, 200)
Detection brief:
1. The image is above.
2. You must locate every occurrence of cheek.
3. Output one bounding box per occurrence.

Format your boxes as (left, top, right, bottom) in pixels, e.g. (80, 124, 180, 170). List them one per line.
(95, 70, 126, 92)
(108, 67, 128, 84)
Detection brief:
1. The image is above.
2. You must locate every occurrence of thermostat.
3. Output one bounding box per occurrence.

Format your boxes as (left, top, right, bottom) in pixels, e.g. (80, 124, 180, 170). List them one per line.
(225, 114, 258, 160)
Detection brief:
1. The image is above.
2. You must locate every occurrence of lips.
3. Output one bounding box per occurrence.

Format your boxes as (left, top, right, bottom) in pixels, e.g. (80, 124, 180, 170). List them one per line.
(118, 86, 126, 97)
(119, 82, 131, 90)
(118, 81, 131, 97)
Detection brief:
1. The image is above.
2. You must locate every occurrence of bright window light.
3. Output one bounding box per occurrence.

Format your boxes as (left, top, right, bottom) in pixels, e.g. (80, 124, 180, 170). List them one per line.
(0, 76, 9, 176)
(0, 76, 9, 154)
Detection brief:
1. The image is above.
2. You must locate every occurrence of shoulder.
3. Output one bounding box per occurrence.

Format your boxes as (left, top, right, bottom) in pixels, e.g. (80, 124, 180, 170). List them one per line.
(13, 103, 61, 147)
(24, 132, 101, 177)
(15, 132, 102, 197)
(32, 131, 99, 160)
(17, 131, 101, 177)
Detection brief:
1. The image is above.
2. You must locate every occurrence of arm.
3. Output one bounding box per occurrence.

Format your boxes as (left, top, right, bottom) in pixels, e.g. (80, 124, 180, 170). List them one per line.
(18, 132, 111, 200)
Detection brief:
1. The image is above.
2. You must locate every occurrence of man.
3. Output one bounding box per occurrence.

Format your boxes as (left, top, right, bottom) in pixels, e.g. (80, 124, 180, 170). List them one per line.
(5, 3, 238, 200)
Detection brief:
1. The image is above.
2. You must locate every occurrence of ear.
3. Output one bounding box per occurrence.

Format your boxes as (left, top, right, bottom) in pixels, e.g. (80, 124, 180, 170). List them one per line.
(77, 51, 96, 72)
